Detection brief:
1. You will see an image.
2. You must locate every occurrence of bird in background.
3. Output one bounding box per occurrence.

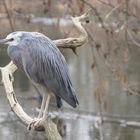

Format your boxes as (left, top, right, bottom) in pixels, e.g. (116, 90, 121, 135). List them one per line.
(0, 31, 79, 125)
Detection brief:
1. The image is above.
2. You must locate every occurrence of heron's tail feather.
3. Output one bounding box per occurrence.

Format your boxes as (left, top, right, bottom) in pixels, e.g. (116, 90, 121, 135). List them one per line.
(58, 85, 79, 108)
(56, 95, 63, 108)
(68, 86, 79, 108)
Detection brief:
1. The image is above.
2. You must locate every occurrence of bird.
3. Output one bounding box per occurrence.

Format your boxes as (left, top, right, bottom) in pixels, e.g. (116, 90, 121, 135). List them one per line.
(0, 31, 79, 121)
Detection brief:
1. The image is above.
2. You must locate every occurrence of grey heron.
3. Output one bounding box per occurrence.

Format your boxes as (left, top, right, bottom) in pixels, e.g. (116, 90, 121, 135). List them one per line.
(0, 31, 79, 122)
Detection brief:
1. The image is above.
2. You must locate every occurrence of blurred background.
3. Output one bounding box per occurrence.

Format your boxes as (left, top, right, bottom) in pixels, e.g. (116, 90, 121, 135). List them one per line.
(0, 0, 140, 140)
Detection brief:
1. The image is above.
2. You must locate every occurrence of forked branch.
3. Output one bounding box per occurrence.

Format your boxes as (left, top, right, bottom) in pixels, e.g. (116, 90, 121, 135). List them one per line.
(0, 10, 90, 140)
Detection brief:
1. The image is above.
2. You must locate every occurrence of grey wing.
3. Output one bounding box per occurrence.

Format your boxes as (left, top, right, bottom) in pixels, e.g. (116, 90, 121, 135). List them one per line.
(21, 36, 79, 108)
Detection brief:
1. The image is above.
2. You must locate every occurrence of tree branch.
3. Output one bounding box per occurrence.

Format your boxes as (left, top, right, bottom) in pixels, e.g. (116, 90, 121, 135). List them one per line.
(53, 9, 90, 48)
(2, 0, 14, 31)
(0, 10, 90, 140)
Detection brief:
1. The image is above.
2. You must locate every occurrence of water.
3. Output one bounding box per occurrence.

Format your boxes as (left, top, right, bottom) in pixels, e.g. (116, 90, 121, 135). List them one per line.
(0, 26, 140, 140)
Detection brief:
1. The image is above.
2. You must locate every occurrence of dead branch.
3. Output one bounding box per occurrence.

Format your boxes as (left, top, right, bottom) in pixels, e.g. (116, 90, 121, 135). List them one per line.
(0, 10, 90, 140)
(54, 10, 89, 48)
(104, 4, 121, 23)
(2, 0, 14, 31)
(83, 0, 107, 31)
(127, 30, 140, 48)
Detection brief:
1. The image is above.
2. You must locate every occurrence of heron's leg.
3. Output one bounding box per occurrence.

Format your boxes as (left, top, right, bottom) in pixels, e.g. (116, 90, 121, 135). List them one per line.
(27, 94, 51, 130)
(37, 93, 46, 119)
(42, 94, 51, 118)
(27, 96, 46, 130)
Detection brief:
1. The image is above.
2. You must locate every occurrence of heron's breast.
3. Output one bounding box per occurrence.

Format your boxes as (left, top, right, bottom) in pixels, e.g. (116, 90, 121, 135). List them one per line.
(8, 45, 20, 57)
(7, 45, 23, 69)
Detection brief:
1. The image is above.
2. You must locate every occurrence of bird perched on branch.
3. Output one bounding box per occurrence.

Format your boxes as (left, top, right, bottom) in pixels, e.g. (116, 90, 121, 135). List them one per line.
(0, 31, 79, 121)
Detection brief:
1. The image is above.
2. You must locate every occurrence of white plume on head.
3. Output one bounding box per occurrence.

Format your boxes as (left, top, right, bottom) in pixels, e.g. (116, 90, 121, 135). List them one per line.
(5, 32, 24, 46)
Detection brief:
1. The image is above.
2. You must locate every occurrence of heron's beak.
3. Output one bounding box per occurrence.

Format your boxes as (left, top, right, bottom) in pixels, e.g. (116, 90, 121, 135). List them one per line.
(0, 38, 9, 44)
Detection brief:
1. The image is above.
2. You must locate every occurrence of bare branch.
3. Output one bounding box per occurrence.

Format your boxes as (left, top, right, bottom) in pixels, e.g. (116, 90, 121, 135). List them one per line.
(104, 5, 121, 23)
(82, 0, 107, 31)
(127, 30, 140, 48)
(97, 0, 115, 8)
(2, 0, 14, 31)
(53, 9, 90, 48)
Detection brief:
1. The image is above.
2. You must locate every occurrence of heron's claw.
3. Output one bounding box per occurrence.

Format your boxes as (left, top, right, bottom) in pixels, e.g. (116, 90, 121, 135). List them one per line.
(27, 118, 42, 130)
(27, 114, 51, 130)
(27, 121, 35, 131)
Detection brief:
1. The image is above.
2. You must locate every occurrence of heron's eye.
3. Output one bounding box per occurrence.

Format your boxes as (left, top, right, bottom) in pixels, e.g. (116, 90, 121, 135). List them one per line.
(9, 38, 14, 41)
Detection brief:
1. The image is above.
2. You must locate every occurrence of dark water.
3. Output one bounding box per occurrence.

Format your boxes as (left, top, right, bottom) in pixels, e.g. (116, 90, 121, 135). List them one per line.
(0, 29, 140, 140)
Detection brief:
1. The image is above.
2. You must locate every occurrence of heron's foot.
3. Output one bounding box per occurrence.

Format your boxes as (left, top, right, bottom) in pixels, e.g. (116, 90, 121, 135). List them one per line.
(27, 114, 51, 130)
(27, 118, 42, 130)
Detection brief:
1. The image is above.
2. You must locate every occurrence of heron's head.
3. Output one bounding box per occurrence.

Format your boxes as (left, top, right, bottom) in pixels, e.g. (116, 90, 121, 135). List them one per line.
(0, 32, 25, 46)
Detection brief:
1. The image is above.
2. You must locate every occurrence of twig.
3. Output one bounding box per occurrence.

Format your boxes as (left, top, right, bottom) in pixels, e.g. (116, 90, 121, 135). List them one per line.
(53, 9, 90, 48)
(104, 5, 121, 23)
(123, 83, 140, 97)
(97, 0, 114, 8)
(82, 0, 106, 30)
(127, 30, 140, 48)
(2, 0, 14, 31)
